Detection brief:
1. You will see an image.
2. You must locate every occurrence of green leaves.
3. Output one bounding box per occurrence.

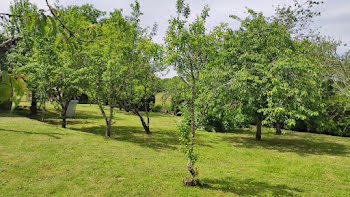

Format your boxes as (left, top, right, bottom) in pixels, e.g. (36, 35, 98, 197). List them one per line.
(0, 84, 12, 104)
(0, 71, 27, 110)
(176, 0, 191, 18)
(48, 16, 57, 37)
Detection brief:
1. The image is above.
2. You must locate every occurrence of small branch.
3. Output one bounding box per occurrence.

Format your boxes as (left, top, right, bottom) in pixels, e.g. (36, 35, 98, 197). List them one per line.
(179, 74, 192, 87)
(0, 36, 23, 53)
(195, 65, 221, 129)
(45, 0, 95, 43)
(0, 13, 23, 17)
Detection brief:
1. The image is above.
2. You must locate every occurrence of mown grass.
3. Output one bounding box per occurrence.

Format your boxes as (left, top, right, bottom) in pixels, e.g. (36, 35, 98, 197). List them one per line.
(0, 103, 350, 196)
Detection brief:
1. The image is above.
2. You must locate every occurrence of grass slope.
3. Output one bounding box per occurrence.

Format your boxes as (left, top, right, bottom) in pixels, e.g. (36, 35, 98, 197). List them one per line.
(0, 104, 350, 196)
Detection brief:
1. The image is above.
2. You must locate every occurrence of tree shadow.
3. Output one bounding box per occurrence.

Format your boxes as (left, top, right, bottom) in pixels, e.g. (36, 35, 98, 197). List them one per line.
(9, 106, 211, 150)
(73, 112, 107, 120)
(71, 125, 181, 150)
(117, 110, 175, 118)
(201, 176, 303, 196)
(14, 108, 60, 120)
(0, 128, 63, 139)
(222, 134, 349, 156)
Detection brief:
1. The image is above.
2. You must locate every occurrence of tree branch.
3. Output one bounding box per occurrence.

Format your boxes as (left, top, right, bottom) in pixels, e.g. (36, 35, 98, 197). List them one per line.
(0, 13, 23, 17)
(195, 65, 221, 129)
(0, 36, 23, 53)
(45, 0, 96, 43)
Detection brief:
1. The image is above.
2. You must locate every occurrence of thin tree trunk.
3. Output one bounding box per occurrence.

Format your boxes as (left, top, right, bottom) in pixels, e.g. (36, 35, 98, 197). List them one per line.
(135, 110, 151, 134)
(30, 91, 37, 115)
(144, 86, 150, 133)
(98, 103, 112, 137)
(62, 115, 66, 128)
(98, 103, 108, 127)
(61, 101, 69, 128)
(105, 106, 113, 137)
(256, 116, 262, 141)
(187, 78, 196, 177)
(275, 122, 282, 135)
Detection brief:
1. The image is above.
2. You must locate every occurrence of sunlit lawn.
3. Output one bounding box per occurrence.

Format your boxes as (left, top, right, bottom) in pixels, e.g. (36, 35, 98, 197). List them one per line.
(0, 103, 349, 196)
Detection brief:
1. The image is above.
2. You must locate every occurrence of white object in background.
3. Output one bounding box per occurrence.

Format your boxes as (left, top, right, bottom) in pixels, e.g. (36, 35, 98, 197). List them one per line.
(66, 100, 79, 118)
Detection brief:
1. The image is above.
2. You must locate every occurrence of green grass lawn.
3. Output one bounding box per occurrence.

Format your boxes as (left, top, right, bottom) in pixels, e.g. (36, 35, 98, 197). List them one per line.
(0, 104, 350, 196)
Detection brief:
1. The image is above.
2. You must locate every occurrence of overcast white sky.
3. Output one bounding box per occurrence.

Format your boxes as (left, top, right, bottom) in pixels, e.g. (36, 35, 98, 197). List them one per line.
(1, 0, 350, 77)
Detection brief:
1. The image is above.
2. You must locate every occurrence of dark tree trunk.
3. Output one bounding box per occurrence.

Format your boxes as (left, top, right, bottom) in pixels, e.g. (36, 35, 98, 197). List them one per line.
(135, 110, 151, 134)
(275, 122, 282, 135)
(30, 92, 37, 115)
(105, 106, 113, 137)
(144, 87, 151, 134)
(256, 116, 262, 141)
(62, 116, 66, 128)
(141, 120, 150, 134)
(61, 101, 69, 128)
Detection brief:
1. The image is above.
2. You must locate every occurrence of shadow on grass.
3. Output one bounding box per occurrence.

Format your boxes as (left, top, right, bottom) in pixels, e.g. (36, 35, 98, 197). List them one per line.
(222, 134, 349, 156)
(117, 110, 175, 118)
(9, 106, 208, 151)
(201, 176, 303, 196)
(14, 107, 60, 120)
(71, 125, 181, 150)
(0, 128, 63, 139)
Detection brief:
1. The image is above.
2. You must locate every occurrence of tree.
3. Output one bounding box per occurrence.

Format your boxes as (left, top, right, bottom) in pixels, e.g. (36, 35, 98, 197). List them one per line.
(24, 3, 100, 128)
(0, 0, 98, 115)
(85, 2, 163, 136)
(84, 9, 128, 137)
(224, 10, 322, 140)
(116, 1, 164, 134)
(165, 0, 223, 184)
(118, 38, 163, 134)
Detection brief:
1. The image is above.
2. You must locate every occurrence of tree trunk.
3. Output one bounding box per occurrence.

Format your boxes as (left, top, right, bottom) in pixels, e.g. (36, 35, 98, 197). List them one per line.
(275, 122, 282, 135)
(256, 116, 262, 141)
(135, 110, 151, 134)
(187, 159, 196, 177)
(30, 92, 37, 115)
(141, 119, 150, 134)
(61, 101, 69, 128)
(98, 103, 112, 138)
(144, 87, 150, 135)
(105, 106, 113, 137)
(62, 115, 66, 128)
(187, 79, 196, 177)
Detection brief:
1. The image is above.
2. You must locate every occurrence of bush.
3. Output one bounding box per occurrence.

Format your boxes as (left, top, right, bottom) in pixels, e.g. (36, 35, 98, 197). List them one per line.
(201, 106, 250, 133)
(292, 95, 350, 137)
(152, 105, 162, 112)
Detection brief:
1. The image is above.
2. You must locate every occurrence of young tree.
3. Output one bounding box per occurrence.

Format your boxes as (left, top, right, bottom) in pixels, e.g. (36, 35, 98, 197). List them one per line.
(165, 0, 223, 185)
(118, 38, 164, 134)
(114, 1, 164, 134)
(84, 9, 128, 137)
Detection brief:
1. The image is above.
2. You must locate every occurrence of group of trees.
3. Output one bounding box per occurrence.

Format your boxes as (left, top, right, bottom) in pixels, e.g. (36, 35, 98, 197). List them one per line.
(160, 0, 350, 184)
(1, 0, 349, 185)
(0, 0, 163, 136)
